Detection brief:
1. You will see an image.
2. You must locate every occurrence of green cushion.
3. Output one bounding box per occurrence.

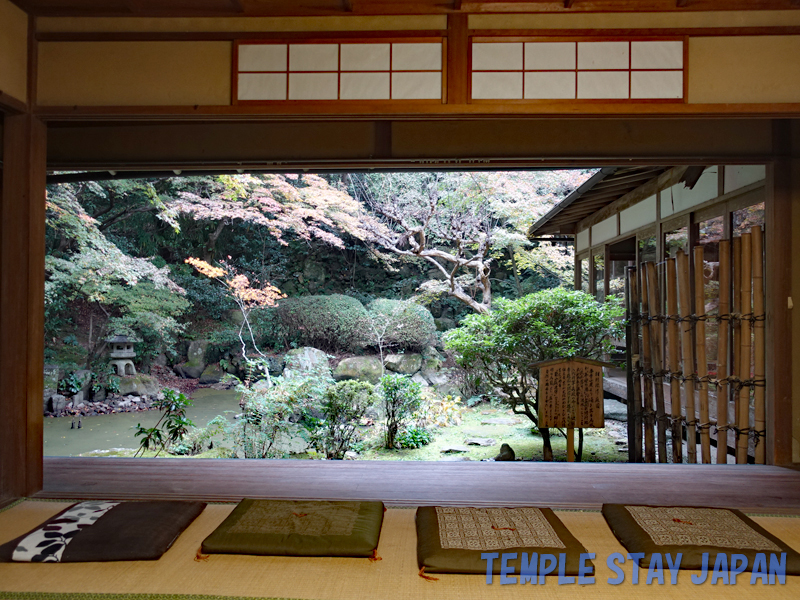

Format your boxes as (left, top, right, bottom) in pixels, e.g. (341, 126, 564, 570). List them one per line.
(202, 499, 384, 557)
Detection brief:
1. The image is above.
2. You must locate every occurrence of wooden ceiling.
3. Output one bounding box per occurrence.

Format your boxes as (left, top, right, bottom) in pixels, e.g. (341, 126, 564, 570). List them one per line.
(10, 0, 800, 17)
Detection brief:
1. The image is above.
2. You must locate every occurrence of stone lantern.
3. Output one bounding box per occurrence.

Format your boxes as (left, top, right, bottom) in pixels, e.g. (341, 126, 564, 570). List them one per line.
(107, 334, 137, 376)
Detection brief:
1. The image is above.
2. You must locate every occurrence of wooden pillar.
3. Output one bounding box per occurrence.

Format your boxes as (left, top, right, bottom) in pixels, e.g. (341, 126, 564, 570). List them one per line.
(0, 113, 46, 500)
(446, 13, 469, 106)
(767, 120, 794, 466)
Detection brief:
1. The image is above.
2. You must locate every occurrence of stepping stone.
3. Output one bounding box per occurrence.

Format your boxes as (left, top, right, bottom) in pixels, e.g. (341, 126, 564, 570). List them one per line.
(440, 445, 471, 453)
(440, 456, 473, 461)
(480, 417, 518, 426)
(465, 438, 496, 447)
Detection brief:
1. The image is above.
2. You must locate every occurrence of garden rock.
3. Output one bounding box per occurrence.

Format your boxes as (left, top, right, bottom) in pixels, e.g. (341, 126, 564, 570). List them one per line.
(384, 353, 422, 374)
(411, 373, 429, 387)
(199, 363, 225, 384)
(118, 373, 159, 397)
(465, 438, 496, 447)
(71, 391, 84, 406)
(175, 339, 209, 378)
(440, 445, 471, 453)
(43, 365, 62, 410)
(481, 417, 518, 426)
(74, 369, 93, 396)
(49, 394, 67, 413)
(434, 317, 456, 331)
(333, 356, 383, 384)
(267, 356, 285, 377)
(283, 347, 329, 381)
(604, 399, 628, 422)
(494, 443, 516, 461)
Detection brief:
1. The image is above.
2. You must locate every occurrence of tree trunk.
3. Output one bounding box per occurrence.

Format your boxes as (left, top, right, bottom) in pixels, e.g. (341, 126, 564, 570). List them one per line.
(508, 248, 523, 298)
(577, 428, 584, 462)
(541, 428, 553, 461)
(203, 221, 227, 263)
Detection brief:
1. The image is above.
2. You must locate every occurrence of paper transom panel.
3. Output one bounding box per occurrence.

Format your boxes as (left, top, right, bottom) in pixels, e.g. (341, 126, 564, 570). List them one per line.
(340, 43, 390, 72)
(239, 44, 287, 72)
(391, 72, 441, 99)
(289, 44, 339, 72)
(524, 42, 576, 71)
(472, 42, 523, 71)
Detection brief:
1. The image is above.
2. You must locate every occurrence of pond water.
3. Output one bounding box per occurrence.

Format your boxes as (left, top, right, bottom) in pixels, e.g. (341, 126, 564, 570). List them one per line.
(43, 388, 241, 457)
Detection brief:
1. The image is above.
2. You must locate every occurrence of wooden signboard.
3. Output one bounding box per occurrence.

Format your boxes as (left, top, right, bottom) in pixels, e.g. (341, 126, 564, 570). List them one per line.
(534, 357, 611, 461)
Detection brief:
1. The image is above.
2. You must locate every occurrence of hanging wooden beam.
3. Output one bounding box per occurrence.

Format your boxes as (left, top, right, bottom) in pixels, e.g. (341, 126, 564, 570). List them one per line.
(676, 249, 697, 464)
(645, 262, 668, 463)
(716, 239, 731, 464)
(665, 257, 683, 464)
(736, 232, 753, 465)
(751, 225, 766, 464)
(694, 245, 712, 463)
(639, 266, 656, 463)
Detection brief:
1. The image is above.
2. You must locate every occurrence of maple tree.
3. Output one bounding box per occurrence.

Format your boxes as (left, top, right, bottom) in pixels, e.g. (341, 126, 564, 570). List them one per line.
(345, 170, 592, 313)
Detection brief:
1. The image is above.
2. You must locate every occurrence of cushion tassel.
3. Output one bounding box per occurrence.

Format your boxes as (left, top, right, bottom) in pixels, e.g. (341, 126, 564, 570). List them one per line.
(194, 547, 210, 562)
(369, 548, 382, 562)
(419, 567, 438, 581)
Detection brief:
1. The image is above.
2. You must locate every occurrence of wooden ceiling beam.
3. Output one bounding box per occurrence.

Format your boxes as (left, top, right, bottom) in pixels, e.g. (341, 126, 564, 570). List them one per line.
(10, 0, 800, 17)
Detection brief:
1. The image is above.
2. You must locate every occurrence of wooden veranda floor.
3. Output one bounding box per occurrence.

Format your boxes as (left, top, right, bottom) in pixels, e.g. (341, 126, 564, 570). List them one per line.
(37, 457, 800, 514)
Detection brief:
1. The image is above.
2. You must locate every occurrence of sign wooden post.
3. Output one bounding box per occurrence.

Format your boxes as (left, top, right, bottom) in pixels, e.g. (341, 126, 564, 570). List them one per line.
(535, 357, 612, 462)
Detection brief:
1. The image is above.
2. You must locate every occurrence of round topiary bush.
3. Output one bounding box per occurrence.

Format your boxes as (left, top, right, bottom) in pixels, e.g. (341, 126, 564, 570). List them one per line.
(366, 299, 436, 353)
(275, 294, 368, 352)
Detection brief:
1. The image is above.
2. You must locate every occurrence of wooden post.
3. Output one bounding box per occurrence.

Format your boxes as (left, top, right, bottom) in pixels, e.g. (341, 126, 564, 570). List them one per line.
(639, 265, 656, 463)
(732, 237, 742, 430)
(0, 114, 47, 501)
(566, 428, 575, 462)
(751, 225, 766, 464)
(645, 261, 668, 463)
(693, 246, 712, 464)
(716, 240, 731, 464)
(736, 232, 753, 465)
(676, 249, 697, 464)
(665, 257, 683, 463)
(627, 267, 644, 463)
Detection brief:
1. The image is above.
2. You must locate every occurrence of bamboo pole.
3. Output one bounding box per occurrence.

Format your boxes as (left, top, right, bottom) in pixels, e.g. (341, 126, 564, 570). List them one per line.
(736, 232, 753, 465)
(645, 261, 668, 463)
(732, 237, 742, 430)
(665, 257, 683, 463)
(751, 225, 766, 464)
(627, 267, 644, 463)
(677, 249, 697, 464)
(639, 265, 656, 463)
(716, 240, 731, 464)
(694, 246, 712, 464)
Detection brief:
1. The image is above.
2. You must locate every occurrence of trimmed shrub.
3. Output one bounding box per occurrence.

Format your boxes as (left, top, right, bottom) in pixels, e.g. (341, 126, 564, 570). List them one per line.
(275, 294, 368, 352)
(365, 299, 435, 353)
(380, 373, 423, 449)
(314, 380, 378, 459)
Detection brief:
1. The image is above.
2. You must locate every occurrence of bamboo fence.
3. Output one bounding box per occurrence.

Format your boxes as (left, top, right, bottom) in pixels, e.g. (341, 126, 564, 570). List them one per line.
(624, 228, 766, 465)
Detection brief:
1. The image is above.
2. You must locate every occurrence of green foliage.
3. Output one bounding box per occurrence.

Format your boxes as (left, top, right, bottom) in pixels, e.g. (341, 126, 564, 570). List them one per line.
(171, 266, 235, 319)
(395, 426, 433, 449)
(169, 415, 227, 456)
(275, 294, 368, 352)
(58, 372, 86, 396)
(313, 381, 378, 459)
(134, 389, 194, 457)
(379, 374, 423, 449)
(365, 299, 436, 352)
(444, 288, 624, 427)
(418, 393, 464, 428)
(223, 377, 313, 459)
(104, 282, 189, 363)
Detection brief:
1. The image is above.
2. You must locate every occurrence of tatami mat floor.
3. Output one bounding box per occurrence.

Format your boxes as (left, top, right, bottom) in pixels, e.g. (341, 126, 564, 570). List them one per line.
(1, 499, 800, 600)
